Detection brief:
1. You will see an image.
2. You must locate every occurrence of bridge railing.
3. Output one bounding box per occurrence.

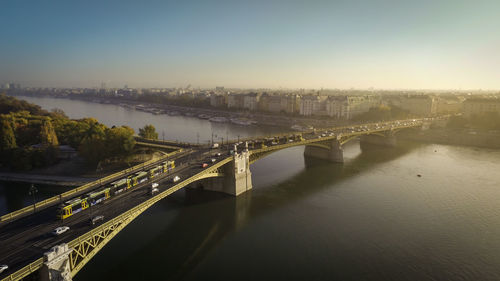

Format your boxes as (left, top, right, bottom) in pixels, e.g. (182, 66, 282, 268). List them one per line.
(0, 149, 187, 224)
(134, 136, 200, 148)
(0, 257, 44, 281)
(227, 118, 426, 145)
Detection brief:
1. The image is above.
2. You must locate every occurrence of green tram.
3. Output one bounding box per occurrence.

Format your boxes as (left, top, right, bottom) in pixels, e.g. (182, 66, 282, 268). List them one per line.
(57, 160, 175, 220)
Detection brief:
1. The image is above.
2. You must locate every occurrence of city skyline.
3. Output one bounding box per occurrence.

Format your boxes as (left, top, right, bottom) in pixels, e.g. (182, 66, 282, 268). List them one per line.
(1, 0, 500, 90)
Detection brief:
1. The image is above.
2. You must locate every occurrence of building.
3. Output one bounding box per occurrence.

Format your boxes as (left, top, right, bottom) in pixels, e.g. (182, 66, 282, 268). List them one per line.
(280, 94, 300, 114)
(210, 93, 227, 108)
(384, 95, 437, 116)
(436, 96, 464, 114)
(463, 98, 500, 118)
(227, 94, 245, 109)
(300, 95, 328, 116)
(267, 96, 283, 113)
(243, 93, 260, 111)
(324, 95, 381, 119)
(326, 96, 349, 119)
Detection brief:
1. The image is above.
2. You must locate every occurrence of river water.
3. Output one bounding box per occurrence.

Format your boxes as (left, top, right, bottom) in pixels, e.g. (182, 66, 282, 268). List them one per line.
(3, 96, 500, 281)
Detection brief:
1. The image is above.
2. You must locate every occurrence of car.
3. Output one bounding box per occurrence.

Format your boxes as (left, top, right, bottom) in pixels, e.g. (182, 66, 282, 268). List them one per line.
(173, 175, 180, 182)
(0, 265, 7, 274)
(211, 158, 216, 163)
(52, 226, 70, 236)
(151, 182, 159, 188)
(214, 152, 221, 157)
(288, 139, 294, 142)
(202, 163, 208, 168)
(90, 215, 104, 225)
(150, 187, 159, 195)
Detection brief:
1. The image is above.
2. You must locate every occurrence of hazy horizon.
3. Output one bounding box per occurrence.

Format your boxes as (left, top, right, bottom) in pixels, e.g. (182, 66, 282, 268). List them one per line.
(1, 0, 499, 90)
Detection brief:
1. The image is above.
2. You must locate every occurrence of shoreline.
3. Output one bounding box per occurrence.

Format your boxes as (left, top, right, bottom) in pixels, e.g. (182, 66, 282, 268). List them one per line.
(13, 94, 351, 129)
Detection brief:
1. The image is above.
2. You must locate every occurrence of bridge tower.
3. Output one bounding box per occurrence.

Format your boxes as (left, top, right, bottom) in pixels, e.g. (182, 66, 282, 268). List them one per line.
(197, 143, 252, 196)
(40, 244, 73, 281)
(225, 143, 253, 196)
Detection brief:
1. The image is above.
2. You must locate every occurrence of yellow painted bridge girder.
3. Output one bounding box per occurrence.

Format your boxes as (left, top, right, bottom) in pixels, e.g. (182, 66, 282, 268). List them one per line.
(248, 122, 422, 164)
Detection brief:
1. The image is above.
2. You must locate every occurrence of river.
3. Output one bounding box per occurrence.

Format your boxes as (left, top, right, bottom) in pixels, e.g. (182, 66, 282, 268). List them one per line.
(3, 96, 500, 281)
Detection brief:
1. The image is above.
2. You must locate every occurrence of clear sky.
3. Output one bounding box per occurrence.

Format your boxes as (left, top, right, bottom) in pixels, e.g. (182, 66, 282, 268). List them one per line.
(1, 0, 499, 90)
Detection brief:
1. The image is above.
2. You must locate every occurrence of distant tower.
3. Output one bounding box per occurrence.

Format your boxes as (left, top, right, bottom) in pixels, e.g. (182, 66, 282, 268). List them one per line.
(100, 82, 106, 89)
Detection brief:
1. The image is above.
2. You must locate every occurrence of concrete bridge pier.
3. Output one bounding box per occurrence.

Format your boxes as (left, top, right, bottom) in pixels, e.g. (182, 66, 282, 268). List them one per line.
(304, 140, 344, 163)
(40, 244, 73, 281)
(360, 134, 396, 147)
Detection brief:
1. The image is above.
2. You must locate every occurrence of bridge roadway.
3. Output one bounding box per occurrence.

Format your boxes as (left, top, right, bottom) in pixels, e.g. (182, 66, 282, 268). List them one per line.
(0, 146, 221, 280)
(0, 118, 425, 280)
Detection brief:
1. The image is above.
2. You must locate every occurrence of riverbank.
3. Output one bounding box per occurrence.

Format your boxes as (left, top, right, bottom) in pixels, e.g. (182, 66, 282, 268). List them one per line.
(27, 94, 349, 129)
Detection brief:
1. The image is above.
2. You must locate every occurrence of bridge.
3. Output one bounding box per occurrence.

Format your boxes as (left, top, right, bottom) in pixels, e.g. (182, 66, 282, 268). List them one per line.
(0, 118, 429, 281)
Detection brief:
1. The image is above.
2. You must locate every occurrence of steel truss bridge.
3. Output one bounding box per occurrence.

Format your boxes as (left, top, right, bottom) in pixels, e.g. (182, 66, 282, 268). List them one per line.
(0, 118, 429, 281)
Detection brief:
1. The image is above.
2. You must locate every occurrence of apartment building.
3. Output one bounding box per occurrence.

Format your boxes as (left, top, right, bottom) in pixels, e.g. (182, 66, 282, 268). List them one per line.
(463, 97, 500, 118)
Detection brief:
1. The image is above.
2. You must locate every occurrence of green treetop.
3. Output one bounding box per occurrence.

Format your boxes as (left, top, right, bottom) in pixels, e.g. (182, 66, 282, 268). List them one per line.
(139, 124, 159, 140)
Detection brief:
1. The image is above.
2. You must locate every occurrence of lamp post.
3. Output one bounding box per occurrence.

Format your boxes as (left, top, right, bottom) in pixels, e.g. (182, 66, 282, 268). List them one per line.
(28, 184, 38, 213)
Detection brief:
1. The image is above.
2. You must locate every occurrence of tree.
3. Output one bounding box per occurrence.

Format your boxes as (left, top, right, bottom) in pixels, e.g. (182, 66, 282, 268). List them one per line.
(105, 126, 136, 157)
(79, 134, 106, 164)
(50, 108, 68, 119)
(78, 120, 107, 164)
(0, 120, 17, 151)
(139, 124, 158, 140)
(40, 119, 59, 146)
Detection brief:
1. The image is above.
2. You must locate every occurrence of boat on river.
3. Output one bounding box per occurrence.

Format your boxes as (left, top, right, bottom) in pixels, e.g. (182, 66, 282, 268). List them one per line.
(209, 116, 228, 123)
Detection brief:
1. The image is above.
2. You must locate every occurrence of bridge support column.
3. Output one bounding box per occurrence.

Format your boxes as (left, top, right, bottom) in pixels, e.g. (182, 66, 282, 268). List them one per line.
(40, 243, 73, 281)
(360, 134, 396, 147)
(198, 147, 252, 196)
(224, 148, 252, 196)
(304, 140, 344, 163)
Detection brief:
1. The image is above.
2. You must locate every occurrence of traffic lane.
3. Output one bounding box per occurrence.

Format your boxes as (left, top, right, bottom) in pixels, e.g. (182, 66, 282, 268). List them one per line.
(0, 151, 199, 244)
(1, 154, 232, 278)
(0, 161, 202, 278)
(0, 149, 195, 228)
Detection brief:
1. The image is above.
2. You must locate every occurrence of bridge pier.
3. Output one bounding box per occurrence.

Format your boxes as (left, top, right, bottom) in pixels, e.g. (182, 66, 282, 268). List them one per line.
(40, 244, 73, 281)
(360, 134, 396, 147)
(196, 147, 252, 196)
(304, 140, 344, 163)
